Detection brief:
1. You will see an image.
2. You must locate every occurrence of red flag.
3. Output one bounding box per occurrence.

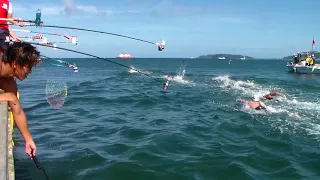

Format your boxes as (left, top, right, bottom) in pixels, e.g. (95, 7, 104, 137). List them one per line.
(312, 38, 316, 45)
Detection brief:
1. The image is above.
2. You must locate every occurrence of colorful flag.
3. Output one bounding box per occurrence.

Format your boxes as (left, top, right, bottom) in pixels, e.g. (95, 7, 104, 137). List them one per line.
(312, 38, 316, 45)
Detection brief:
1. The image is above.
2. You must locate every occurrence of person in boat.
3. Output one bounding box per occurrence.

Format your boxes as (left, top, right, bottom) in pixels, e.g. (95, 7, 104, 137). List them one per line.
(306, 55, 312, 66)
(297, 52, 301, 60)
(298, 54, 307, 66)
(293, 54, 299, 64)
(262, 92, 285, 100)
(0, 42, 40, 157)
(0, 1, 24, 50)
(237, 99, 267, 110)
(310, 54, 315, 66)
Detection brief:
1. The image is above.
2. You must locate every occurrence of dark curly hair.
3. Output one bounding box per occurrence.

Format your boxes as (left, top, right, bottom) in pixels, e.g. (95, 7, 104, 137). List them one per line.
(1, 42, 41, 69)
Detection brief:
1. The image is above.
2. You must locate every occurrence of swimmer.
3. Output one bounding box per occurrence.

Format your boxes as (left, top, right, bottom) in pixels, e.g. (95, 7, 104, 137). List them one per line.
(227, 83, 234, 88)
(164, 75, 173, 81)
(237, 99, 267, 110)
(263, 92, 286, 100)
(163, 80, 169, 90)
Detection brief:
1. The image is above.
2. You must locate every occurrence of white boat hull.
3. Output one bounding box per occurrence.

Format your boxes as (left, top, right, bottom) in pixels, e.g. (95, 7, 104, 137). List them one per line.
(287, 64, 320, 74)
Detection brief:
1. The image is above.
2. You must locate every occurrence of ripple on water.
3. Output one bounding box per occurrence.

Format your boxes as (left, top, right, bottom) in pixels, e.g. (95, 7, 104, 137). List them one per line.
(14, 59, 320, 179)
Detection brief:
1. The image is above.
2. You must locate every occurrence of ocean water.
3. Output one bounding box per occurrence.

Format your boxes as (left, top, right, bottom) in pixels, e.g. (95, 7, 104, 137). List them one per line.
(13, 58, 320, 180)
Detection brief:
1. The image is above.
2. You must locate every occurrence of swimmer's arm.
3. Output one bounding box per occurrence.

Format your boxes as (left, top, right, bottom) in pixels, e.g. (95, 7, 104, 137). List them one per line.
(270, 92, 285, 97)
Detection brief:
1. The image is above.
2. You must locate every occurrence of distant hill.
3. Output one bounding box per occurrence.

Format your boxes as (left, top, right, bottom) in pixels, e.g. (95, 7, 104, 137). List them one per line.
(282, 51, 320, 60)
(197, 54, 254, 60)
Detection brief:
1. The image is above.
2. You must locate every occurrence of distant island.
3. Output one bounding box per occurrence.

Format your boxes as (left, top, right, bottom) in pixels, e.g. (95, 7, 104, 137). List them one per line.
(197, 54, 254, 60)
(282, 51, 320, 60)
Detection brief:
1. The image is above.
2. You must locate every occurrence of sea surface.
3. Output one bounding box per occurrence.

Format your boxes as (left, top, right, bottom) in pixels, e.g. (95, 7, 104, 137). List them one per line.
(13, 58, 320, 180)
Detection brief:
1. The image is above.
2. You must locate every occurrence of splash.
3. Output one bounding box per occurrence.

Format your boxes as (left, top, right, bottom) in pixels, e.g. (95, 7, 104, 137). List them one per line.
(213, 75, 320, 139)
(172, 65, 193, 84)
(128, 66, 138, 73)
(127, 66, 152, 75)
(213, 75, 258, 95)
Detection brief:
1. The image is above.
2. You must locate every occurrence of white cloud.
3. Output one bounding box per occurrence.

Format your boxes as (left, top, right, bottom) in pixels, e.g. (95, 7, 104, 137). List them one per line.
(12, 0, 248, 24)
(13, 0, 113, 17)
(42, 7, 64, 16)
(62, 0, 113, 16)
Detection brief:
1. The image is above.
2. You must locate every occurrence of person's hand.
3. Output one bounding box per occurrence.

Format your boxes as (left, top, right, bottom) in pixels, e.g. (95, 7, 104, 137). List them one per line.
(25, 139, 36, 158)
(18, 21, 25, 27)
(14, 18, 25, 27)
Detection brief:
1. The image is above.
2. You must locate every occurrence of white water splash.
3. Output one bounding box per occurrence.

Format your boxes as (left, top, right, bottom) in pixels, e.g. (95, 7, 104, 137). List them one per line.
(163, 65, 194, 85)
(213, 75, 320, 139)
(128, 66, 138, 73)
(128, 66, 152, 75)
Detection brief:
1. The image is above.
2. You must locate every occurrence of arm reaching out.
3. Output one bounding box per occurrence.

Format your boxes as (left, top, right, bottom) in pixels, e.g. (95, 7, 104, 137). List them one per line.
(0, 93, 36, 157)
(9, 28, 20, 42)
(7, 2, 24, 27)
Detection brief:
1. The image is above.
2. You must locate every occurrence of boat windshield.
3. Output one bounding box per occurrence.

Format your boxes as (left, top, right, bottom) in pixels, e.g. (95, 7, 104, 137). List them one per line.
(299, 54, 308, 60)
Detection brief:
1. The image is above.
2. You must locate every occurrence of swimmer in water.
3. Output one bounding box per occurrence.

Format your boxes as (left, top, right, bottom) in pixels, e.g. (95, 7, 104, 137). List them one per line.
(164, 75, 173, 81)
(73, 66, 78, 72)
(227, 83, 234, 88)
(237, 99, 267, 110)
(163, 80, 169, 90)
(262, 92, 286, 100)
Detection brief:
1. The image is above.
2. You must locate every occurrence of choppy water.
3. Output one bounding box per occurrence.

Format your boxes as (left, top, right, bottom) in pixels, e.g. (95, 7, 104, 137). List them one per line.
(13, 58, 320, 179)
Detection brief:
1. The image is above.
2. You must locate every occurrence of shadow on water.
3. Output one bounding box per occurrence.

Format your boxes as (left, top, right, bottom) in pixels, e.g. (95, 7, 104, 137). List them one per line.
(14, 154, 52, 180)
(288, 72, 318, 78)
(14, 156, 33, 180)
(286, 72, 320, 86)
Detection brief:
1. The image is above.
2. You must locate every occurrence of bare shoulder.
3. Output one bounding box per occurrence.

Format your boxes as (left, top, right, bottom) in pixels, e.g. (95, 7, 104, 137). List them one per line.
(0, 77, 18, 95)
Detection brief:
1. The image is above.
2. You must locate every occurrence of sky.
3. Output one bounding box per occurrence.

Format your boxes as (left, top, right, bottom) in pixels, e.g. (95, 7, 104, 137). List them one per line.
(11, 0, 320, 58)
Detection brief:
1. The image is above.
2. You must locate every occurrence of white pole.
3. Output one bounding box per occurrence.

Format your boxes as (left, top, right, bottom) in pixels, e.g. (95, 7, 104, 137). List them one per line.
(11, 29, 31, 33)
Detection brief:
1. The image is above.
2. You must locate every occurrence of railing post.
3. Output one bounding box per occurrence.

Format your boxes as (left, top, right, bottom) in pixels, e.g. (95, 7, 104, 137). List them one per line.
(0, 89, 8, 180)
